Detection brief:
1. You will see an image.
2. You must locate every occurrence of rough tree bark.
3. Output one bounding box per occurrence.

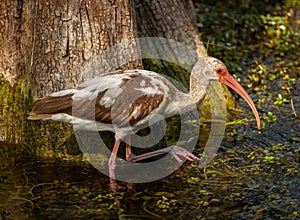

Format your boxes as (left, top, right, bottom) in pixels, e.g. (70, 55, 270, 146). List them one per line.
(0, 0, 233, 157)
(30, 0, 143, 97)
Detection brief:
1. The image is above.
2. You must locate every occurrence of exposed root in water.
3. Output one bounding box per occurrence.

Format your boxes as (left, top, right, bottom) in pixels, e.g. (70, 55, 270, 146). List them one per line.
(29, 183, 52, 198)
(18, 197, 35, 210)
(291, 98, 297, 117)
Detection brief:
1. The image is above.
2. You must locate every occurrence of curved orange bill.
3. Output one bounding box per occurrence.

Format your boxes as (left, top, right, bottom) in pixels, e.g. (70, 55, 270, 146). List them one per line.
(219, 71, 261, 128)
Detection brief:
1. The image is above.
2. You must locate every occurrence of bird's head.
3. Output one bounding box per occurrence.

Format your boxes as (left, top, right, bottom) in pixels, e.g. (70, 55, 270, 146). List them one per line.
(192, 56, 261, 128)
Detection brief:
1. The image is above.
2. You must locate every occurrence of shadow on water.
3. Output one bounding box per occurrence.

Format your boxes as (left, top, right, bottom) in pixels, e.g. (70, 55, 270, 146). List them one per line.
(1, 0, 300, 219)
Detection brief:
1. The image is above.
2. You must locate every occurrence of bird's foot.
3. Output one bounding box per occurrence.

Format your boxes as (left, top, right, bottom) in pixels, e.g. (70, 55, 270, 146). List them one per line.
(126, 153, 137, 162)
(168, 146, 200, 163)
(128, 146, 199, 163)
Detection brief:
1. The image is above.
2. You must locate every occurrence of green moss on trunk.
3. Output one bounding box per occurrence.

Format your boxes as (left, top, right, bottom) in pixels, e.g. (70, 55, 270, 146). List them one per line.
(0, 75, 74, 159)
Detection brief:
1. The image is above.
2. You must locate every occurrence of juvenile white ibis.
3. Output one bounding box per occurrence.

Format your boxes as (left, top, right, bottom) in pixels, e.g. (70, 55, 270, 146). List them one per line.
(28, 56, 260, 177)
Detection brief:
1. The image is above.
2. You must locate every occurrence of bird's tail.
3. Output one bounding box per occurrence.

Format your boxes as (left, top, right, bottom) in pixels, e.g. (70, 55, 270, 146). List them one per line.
(28, 94, 73, 120)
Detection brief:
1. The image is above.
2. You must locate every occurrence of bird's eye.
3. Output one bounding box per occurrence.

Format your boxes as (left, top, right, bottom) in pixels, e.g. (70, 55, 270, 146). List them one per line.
(216, 69, 222, 74)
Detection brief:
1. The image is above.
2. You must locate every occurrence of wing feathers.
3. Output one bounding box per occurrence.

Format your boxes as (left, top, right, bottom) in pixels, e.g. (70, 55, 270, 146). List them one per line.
(28, 71, 167, 129)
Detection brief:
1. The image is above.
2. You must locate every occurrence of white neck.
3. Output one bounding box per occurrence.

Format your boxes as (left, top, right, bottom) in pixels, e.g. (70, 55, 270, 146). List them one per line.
(189, 75, 208, 104)
(165, 75, 208, 116)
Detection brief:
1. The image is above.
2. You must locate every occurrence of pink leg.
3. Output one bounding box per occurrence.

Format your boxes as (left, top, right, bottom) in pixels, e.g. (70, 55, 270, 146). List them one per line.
(125, 135, 137, 161)
(128, 146, 199, 163)
(108, 141, 121, 179)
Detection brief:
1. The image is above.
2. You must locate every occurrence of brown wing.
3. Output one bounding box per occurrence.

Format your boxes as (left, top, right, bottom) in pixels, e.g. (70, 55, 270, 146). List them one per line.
(102, 73, 165, 127)
(113, 94, 164, 127)
(28, 89, 164, 128)
(28, 90, 113, 124)
(28, 71, 166, 128)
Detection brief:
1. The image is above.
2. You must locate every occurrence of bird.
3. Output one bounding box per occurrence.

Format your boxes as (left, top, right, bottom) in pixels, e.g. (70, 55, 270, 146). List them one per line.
(28, 56, 260, 177)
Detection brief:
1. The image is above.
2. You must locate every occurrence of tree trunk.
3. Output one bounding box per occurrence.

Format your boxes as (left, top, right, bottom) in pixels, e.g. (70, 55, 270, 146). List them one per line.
(0, 0, 233, 158)
(30, 0, 143, 97)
